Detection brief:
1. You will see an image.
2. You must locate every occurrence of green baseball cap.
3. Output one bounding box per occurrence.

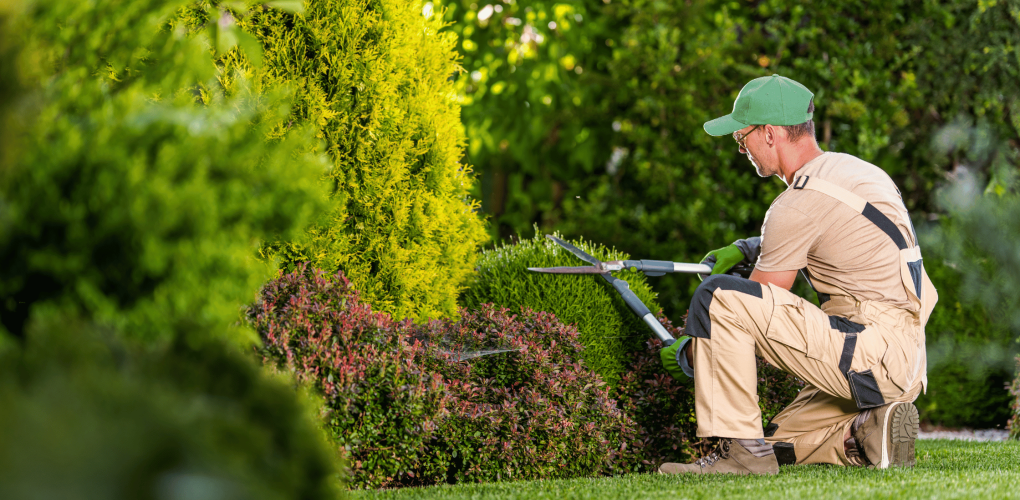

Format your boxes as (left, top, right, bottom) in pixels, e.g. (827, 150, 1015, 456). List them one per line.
(703, 74, 814, 136)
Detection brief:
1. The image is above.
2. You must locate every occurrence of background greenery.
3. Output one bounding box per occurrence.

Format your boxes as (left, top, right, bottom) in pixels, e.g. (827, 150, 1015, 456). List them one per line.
(439, 0, 1020, 429)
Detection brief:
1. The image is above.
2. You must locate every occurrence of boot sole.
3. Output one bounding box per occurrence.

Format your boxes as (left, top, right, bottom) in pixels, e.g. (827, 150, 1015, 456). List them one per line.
(880, 402, 918, 468)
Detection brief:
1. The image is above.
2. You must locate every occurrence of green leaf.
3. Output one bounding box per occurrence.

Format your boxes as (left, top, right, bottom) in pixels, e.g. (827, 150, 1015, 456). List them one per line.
(266, 0, 305, 14)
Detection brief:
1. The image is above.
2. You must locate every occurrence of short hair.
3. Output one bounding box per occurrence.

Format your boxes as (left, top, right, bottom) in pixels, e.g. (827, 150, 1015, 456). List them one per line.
(780, 99, 815, 143)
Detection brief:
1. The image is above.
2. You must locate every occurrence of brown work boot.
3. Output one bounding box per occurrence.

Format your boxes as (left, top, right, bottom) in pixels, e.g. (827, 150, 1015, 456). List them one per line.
(850, 401, 919, 468)
(658, 438, 779, 475)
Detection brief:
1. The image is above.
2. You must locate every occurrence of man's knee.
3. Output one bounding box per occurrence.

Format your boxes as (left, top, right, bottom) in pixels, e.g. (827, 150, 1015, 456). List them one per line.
(687, 275, 763, 339)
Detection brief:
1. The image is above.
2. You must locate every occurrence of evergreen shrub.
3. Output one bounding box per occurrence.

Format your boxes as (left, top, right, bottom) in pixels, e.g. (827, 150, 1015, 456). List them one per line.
(0, 322, 340, 500)
(460, 231, 660, 385)
(177, 0, 489, 322)
(249, 267, 640, 488)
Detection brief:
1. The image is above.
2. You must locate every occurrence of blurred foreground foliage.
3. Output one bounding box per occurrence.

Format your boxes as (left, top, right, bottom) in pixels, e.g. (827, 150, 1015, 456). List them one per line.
(0, 322, 340, 500)
(0, 0, 341, 494)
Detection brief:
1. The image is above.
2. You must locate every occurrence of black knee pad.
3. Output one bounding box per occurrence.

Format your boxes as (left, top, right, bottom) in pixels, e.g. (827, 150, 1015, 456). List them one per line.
(686, 274, 763, 339)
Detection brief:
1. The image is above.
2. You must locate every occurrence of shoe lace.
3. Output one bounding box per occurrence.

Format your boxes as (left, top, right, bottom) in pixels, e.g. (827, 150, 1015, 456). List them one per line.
(695, 440, 731, 468)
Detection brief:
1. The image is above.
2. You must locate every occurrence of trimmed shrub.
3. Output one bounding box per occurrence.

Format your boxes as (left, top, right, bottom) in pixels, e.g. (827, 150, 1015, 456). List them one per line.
(0, 0, 328, 346)
(460, 231, 660, 386)
(249, 267, 640, 488)
(176, 0, 489, 322)
(0, 321, 341, 500)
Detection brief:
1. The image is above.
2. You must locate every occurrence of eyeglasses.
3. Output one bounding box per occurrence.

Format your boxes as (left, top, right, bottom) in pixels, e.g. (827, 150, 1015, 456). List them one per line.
(733, 125, 761, 151)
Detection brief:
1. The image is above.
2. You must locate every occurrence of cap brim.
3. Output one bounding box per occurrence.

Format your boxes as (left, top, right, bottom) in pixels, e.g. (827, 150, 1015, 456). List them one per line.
(703, 114, 747, 137)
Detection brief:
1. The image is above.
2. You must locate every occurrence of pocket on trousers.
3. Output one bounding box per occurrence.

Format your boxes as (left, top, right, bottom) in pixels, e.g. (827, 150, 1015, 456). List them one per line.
(765, 284, 808, 353)
(848, 345, 910, 409)
(765, 284, 826, 360)
(878, 343, 911, 394)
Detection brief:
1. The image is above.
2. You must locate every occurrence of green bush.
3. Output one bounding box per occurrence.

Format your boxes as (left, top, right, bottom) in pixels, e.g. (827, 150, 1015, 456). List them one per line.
(0, 0, 328, 346)
(918, 121, 1020, 429)
(0, 321, 340, 500)
(460, 231, 660, 385)
(175, 0, 489, 322)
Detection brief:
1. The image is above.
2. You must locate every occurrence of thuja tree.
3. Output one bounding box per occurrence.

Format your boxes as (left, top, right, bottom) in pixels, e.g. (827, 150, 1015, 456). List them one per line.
(176, 0, 489, 322)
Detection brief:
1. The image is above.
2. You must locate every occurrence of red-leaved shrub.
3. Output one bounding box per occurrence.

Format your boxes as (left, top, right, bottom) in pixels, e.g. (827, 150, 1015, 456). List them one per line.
(248, 267, 639, 488)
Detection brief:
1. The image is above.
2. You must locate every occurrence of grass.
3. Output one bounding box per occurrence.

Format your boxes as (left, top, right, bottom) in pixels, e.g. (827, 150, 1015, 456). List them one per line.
(351, 440, 1020, 500)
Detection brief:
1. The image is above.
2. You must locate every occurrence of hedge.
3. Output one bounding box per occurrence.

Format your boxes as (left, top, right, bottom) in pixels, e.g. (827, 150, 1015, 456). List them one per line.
(251, 266, 806, 486)
(249, 267, 639, 488)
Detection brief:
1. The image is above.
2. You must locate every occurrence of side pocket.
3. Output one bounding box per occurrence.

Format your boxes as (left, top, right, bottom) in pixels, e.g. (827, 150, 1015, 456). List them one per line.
(765, 284, 829, 361)
(847, 369, 885, 409)
(765, 284, 808, 353)
(879, 343, 911, 394)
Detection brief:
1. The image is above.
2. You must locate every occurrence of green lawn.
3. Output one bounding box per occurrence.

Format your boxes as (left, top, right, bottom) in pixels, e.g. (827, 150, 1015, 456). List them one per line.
(352, 440, 1020, 500)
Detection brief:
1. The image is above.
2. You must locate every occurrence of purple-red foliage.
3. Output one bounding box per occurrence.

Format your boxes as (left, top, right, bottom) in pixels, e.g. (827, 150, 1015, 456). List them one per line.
(247, 267, 639, 489)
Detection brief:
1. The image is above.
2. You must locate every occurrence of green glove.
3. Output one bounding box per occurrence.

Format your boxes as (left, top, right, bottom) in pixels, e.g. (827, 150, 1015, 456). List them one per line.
(700, 244, 746, 279)
(660, 336, 693, 383)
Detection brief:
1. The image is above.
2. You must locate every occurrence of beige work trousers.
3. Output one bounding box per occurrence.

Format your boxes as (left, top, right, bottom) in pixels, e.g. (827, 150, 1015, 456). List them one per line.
(687, 274, 925, 466)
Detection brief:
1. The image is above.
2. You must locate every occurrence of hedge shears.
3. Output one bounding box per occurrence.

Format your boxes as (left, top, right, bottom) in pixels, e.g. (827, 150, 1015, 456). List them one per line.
(528, 235, 752, 347)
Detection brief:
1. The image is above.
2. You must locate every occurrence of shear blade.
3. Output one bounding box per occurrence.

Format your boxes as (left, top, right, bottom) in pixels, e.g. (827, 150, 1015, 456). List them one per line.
(527, 266, 603, 274)
(545, 235, 602, 266)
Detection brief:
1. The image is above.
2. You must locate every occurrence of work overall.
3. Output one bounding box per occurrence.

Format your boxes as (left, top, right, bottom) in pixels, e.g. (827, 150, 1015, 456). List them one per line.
(687, 175, 938, 466)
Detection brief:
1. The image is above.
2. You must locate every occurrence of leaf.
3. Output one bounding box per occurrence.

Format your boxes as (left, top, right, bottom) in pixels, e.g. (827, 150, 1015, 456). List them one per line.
(266, 0, 305, 14)
(236, 30, 263, 68)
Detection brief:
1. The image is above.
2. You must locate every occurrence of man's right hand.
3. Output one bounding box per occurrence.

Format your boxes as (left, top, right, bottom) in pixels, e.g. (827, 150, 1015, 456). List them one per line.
(700, 244, 745, 279)
(699, 237, 761, 280)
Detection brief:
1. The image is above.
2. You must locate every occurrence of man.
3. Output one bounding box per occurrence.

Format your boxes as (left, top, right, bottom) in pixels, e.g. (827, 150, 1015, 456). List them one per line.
(657, 75, 937, 475)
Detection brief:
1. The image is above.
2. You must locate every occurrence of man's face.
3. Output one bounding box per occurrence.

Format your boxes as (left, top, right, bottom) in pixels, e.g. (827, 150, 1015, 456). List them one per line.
(734, 125, 778, 178)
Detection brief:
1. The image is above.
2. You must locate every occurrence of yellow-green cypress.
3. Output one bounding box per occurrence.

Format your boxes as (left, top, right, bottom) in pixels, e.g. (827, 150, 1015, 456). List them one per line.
(182, 0, 489, 322)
